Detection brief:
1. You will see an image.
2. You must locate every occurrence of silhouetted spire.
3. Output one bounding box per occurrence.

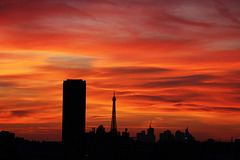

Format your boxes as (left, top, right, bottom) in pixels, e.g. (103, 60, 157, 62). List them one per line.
(111, 91, 117, 133)
(113, 90, 116, 101)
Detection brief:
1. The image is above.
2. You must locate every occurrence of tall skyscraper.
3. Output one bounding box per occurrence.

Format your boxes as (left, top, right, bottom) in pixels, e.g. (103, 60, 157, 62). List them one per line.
(62, 79, 86, 143)
(111, 91, 117, 133)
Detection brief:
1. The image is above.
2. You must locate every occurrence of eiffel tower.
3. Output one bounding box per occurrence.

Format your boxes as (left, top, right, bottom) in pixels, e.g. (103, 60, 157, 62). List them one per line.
(111, 91, 117, 133)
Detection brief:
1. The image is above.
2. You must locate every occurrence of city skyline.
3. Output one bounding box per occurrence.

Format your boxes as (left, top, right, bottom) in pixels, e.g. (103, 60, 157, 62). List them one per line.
(0, 0, 240, 142)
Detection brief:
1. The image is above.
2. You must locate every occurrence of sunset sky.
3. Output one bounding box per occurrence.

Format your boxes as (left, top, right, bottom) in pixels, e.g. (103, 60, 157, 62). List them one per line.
(1, 0, 240, 142)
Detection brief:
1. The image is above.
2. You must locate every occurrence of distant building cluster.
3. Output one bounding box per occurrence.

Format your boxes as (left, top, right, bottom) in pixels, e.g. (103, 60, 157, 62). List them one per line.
(137, 124, 155, 143)
(159, 127, 195, 142)
(87, 125, 130, 139)
(136, 125, 195, 143)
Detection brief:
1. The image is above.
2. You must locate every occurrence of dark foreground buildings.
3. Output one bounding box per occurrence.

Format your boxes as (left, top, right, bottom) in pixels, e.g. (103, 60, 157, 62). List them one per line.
(62, 79, 86, 143)
(1, 129, 240, 160)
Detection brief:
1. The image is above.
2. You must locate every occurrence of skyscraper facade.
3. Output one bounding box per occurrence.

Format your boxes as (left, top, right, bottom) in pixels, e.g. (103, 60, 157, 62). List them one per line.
(62, 79, 86, 143)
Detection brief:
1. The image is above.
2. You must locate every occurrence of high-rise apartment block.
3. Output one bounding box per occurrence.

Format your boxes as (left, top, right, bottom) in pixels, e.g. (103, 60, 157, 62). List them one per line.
(62, 79, 86, 143)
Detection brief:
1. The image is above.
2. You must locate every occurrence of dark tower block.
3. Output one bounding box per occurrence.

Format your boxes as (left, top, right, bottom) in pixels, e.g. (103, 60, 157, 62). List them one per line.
(62, 79, 86, 143)
(111, 91, 117, 133)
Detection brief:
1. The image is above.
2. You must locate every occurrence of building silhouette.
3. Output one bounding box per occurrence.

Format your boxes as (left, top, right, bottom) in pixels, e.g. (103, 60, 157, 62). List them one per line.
(185, 127, 195, 142)
(137, 124, 155, 143)
(110, 91, 117, 134)
(146, 123, 155, 143)
(122, 128, 130, 139)
(175, 130, 185, 142)
(0, 130, 15, 142)
(62, 79, 86, 143)
(159, 128, 195, 143)
(96, 125, 106, 136)
(159, 129, 174, 142)
(137, 130, 146, 142)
